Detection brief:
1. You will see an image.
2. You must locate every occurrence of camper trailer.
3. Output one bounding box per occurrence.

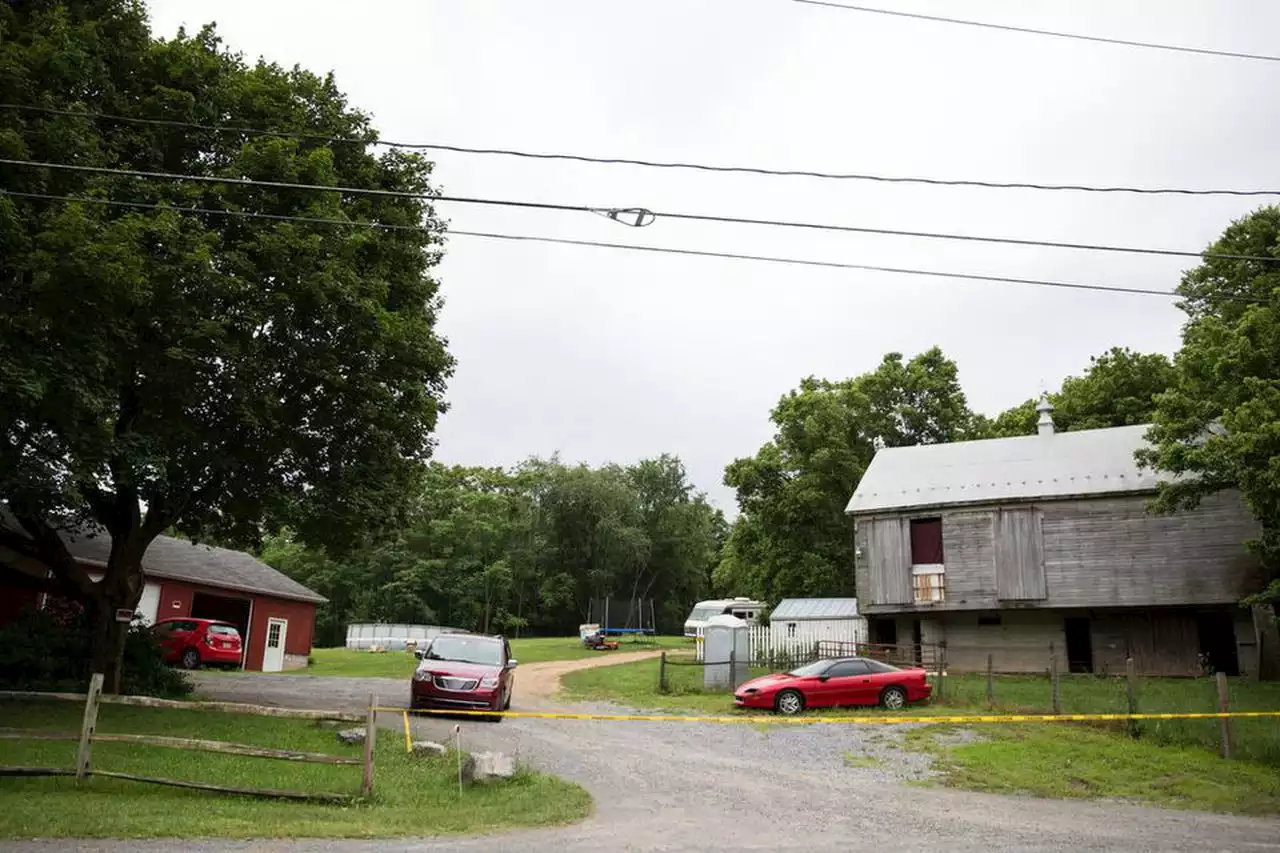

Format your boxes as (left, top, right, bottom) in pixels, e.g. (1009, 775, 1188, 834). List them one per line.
(683, 597, 765, 638)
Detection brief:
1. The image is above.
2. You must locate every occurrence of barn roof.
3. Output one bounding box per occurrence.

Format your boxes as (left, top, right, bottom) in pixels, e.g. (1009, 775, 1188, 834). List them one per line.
(846, 424, 1160, 515)
(61, 531, 327, 604)
(770, 598, 860, 621)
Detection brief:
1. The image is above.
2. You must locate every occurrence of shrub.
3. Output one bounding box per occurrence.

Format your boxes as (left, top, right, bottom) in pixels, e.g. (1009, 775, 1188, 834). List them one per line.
(0, 607, 192, 698)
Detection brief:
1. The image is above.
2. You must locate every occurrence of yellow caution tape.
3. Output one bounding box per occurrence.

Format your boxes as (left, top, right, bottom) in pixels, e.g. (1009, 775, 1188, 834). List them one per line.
(376, 706, 1280, 725)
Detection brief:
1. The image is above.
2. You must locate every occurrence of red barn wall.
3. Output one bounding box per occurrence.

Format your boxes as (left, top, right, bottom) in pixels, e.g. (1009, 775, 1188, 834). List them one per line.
(156, 580, 315, 671)
(0, 583, 42, 625)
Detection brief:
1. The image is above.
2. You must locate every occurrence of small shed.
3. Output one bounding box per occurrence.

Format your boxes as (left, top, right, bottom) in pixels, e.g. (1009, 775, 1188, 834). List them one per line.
(765, 598, 867, 654)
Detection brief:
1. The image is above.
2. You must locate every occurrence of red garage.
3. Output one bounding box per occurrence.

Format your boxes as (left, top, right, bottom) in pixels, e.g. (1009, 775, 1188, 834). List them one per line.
(2, 530, 325, 672)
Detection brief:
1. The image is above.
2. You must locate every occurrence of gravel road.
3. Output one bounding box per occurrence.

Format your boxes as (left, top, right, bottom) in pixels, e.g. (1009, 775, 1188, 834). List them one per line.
(4, 661, 1277, 853)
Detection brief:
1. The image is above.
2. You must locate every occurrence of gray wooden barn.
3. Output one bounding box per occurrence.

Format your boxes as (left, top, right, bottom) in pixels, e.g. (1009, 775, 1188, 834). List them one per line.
(846, 397, 1277, 677)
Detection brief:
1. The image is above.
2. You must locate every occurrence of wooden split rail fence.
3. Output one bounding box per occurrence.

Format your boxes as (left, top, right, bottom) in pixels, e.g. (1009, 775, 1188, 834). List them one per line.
(0, 673, 381, 802)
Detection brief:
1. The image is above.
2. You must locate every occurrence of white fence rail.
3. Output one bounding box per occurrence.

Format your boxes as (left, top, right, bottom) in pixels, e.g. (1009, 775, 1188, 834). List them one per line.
(696, 620, 869, 665)
(344, 623, 465, 651)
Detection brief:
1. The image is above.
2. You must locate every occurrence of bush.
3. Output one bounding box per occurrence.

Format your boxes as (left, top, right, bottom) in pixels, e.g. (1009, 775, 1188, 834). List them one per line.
(0, 607, 192, 698)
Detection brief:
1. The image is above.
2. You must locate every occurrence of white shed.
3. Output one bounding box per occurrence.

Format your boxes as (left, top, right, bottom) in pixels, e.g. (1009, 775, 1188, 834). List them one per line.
(752, 598, 867, 662)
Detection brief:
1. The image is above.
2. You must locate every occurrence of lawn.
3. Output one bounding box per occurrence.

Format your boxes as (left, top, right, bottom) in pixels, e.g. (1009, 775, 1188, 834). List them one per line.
(906, 724, 1280, 816)
(0, 700, 591, 839)
(292, 636, 692, 679)
(562, 659, 1280, 765)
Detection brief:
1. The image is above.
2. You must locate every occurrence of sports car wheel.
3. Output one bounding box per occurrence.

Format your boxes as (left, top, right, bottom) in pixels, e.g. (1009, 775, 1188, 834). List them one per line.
(775, 689, 804, 716)
(880, 686, 907, 710)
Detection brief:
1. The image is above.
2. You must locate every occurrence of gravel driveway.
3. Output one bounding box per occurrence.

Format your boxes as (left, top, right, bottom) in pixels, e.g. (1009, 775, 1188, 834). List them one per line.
(5, 664, 1277, 853)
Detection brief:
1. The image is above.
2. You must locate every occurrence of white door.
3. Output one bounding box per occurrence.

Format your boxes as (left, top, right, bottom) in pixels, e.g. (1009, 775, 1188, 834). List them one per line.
(136, 582, 161, 625)
(263, 618, 288, 672)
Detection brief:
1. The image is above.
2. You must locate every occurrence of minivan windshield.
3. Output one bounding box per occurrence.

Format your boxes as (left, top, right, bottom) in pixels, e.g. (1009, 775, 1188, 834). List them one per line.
(424, 635, 503, 667)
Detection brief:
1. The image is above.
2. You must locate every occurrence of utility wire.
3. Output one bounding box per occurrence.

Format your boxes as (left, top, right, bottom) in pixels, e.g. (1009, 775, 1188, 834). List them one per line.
(1, 157, 1271, 263)
(793, 0, 1280, 63)
(0, 189, 1220, 301)
(3, 103, 1276, 198)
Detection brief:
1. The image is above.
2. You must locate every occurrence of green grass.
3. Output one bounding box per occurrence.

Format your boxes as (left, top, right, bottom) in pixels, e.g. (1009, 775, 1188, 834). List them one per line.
(907, 723, 1280, 816)
(842, 753, 884, 768)
(291, 636, 692, 679)
(0, 700, 591, 839)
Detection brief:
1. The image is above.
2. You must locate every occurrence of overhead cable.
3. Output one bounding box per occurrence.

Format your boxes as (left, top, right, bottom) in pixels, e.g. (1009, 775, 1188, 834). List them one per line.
(793, 0, 1280, 63)
(1, 189, 1229, 302)
(1, 157, 1272, 263)
(2, 103, 1276, 197)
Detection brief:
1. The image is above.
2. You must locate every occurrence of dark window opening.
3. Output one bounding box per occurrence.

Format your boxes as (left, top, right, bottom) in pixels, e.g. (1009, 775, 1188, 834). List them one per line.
(977, 615, 1002, 627)
(1196, 611, 1239, 676)
(871, 618, 897, 647)
(1064, 617, 1093, 674)
(910, 518, 944, 565)
(191, 593, 251, 649)
(786, 622, 797, 637)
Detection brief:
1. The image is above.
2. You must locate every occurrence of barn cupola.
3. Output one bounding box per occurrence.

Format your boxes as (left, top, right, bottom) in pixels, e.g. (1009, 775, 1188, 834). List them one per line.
(1036, 392, 1056, 436)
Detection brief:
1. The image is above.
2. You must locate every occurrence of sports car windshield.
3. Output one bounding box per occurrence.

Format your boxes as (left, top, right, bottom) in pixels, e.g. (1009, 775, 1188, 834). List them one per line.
(787, 660, 833, 677)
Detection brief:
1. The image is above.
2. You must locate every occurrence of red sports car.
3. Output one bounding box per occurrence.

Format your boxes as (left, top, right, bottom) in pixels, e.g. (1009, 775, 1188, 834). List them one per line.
(410, 634, 517, 721)
(152, 617, 243, 670)
(734, 657, 932, 714)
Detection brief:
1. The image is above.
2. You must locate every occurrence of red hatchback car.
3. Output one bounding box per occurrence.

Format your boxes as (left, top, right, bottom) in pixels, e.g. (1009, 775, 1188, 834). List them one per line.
(410, 634, 516, 721)
(735, 657, 931, 714)
(152, 618, 244, 670)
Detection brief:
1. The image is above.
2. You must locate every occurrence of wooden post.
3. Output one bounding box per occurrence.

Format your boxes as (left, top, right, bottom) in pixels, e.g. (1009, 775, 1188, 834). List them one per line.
(936, 641, 947, 702)
(75, 673, 104, 783)
(1125, 657, 1139, 739)
(1050, 643, 1061, 715)
(986, 653, 994, 709)
(1216, 671, 1233, 760)
(361, 694, 377, 798)
(658, 652, 668, 694)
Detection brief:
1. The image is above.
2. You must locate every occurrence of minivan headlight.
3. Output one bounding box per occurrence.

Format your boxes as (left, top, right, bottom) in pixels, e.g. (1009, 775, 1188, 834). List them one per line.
(479, 676, 499, 689)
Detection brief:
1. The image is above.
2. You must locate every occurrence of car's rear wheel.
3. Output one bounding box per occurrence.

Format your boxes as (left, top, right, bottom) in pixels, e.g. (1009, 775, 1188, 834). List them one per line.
(181, 648, 201, 670)
(880, 685, 907, 710)
(775, 689, 804, 716)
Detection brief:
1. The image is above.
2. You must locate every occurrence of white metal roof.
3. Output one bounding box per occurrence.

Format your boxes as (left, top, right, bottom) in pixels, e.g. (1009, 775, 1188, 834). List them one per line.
(770, 598, 860, 621)
(846, 424, 1161, 515)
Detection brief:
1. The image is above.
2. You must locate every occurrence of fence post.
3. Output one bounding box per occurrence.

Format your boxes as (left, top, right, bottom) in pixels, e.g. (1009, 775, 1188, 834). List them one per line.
(76, 672, 104, 783)
(362, 693, 377, 798)
(1216, 671, 1233, 760)
(1125, 657, 1139, 739)
(1050, 642, 1061, 715)
(658, 652, 668, 694)
(936, 641, 947, 702)
(986, 653, 994, 709)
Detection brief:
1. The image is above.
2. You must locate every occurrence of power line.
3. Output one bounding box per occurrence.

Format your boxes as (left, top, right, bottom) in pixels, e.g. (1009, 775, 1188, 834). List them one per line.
(793, 0, 1280, 63)
(0, 189, 1214, 301)
(3, 103, 1277, 198)
(1, 157, 1272, 263)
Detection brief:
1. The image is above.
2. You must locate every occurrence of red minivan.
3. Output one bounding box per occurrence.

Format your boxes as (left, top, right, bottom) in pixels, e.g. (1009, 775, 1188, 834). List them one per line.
(153, 617, 244, 670)
(410, 634, 516, 721)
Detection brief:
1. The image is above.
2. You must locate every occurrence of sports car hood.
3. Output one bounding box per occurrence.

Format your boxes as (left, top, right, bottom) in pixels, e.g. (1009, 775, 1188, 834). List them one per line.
(736, 672, 798, 692)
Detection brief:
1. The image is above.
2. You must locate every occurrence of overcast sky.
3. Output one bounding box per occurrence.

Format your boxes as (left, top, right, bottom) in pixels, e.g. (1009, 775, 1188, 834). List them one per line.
(149, 0, 1280, 512)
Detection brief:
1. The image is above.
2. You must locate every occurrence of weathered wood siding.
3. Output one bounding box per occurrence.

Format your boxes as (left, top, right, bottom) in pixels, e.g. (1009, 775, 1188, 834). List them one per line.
(855, 491, 1260, 614)
(994, 508, 1047, 600)
(935, 611, 1065, 673)
(1089, 611, 1201, 676)
(863, 517, 911, 605)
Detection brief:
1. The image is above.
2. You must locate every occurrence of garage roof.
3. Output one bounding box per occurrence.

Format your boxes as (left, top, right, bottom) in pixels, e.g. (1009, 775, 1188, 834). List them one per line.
(0, 516, 327, 605)
(770, 598, 860, 621)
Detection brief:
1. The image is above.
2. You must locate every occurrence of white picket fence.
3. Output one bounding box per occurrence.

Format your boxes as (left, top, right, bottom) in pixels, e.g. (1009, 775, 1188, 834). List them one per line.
(695, 620, 868, 666)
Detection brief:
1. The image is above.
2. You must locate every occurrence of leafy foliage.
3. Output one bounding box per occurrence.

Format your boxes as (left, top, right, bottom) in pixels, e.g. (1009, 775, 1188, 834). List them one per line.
(0, 2, 452, 685)
(0, 608, 191, 697)
(263, 456, 725, 643)
(983, 347, 1175, 438)
(717, 348, 978, 601)
(1141, 206, 1280, 606)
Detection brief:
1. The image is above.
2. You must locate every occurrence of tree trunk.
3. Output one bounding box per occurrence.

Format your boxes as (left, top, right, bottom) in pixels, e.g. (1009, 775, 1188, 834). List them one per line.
(87, 599, 128, 694)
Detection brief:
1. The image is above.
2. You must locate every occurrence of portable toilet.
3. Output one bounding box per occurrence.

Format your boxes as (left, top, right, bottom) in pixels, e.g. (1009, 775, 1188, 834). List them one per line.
(703, 614, 749, 691)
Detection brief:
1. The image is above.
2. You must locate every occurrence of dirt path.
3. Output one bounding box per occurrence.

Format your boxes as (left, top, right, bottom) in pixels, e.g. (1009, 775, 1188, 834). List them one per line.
(517, 649, 664, 703)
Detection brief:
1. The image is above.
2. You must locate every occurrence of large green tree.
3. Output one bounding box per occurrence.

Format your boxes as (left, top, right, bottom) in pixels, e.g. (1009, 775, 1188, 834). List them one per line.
(718, 348, 977, 601)
(984, 347, 1175, 438)
(0, 2, 452, 689)
(1140, 207, 1280, 607)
